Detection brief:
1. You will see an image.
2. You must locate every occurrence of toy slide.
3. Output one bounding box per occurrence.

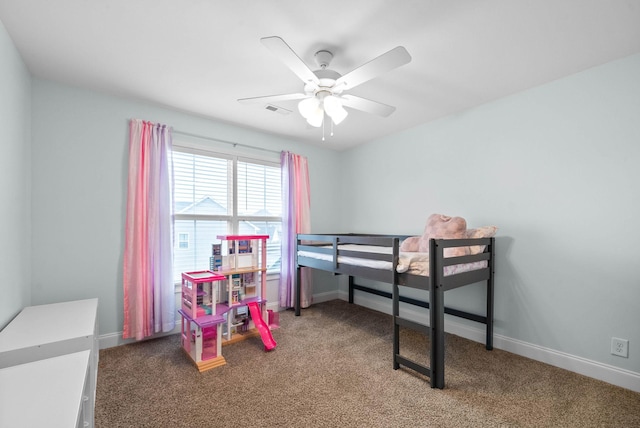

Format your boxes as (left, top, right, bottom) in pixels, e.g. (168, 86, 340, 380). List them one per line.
(247, 302, 277, 351)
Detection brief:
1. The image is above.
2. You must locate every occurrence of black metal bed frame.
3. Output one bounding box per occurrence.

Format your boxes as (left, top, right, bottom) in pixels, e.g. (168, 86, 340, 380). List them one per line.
(295, 233, 495, 389)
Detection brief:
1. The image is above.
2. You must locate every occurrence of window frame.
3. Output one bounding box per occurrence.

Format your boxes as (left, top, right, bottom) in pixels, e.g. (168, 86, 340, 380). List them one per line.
(171, 142, 282, 283)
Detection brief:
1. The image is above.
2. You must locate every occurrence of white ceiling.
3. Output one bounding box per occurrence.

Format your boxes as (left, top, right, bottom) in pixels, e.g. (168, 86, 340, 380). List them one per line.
(1, 0, 639, 151)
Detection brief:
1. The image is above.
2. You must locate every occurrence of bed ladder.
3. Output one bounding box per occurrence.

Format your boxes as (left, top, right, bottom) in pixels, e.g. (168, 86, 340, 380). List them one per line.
(392, 237, 495, 389)
(392, 238, 446, 389)
(392, 289, 445, 388)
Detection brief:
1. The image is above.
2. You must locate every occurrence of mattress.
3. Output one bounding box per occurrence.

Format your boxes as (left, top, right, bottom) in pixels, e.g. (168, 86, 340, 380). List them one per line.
(298, 244, 487, 276)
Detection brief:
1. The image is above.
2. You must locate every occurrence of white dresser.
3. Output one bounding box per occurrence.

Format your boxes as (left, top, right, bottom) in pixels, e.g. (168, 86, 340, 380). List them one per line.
(0, 350, 92, 427)
(0, 298, 98, 427)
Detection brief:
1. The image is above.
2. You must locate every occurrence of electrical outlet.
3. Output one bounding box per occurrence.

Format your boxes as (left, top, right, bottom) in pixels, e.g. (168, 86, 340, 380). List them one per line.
(611, 337, 629, 358)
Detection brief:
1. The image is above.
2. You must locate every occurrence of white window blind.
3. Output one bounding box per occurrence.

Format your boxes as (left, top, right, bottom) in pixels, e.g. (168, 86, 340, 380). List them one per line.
(172, 149, 282, 282)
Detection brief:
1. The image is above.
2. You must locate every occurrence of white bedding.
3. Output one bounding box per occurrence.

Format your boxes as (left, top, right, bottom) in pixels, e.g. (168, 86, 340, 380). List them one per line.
(298, 244, 486, 276)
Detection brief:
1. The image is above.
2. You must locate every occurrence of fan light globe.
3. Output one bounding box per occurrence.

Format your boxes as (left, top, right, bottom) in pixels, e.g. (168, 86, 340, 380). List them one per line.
(306, 107, 324, 127)
(298, 97, 320, 119)
(324, 95, 348, 125)
(299, 94, 348, 128)
(331, 107, 348, 125)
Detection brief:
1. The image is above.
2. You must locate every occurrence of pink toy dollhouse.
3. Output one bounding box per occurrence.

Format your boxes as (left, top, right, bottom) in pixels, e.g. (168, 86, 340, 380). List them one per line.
(177, 235, 277, 372)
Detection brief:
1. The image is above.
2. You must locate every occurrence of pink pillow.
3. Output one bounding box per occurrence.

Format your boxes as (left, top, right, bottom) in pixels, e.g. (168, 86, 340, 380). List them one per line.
(465, 226, 498, 254)
(418, 214, 467, 256)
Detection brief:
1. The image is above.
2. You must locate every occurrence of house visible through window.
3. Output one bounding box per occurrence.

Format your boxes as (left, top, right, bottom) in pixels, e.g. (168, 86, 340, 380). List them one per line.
(172, 147, 282, 282)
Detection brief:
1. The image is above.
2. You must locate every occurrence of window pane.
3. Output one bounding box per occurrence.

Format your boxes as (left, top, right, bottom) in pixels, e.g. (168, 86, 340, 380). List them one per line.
(172, 148, 282, 280)
(239, 220, 282, 273)
(173, 220, 228, 281)
(174, 151, 231, 215)
(178, 233, 189, 249)
(237, 161, 281, 217)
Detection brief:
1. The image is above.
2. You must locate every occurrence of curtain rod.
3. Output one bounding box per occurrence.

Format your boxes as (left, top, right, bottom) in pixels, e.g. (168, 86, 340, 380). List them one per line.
(172, 129, 282, 155)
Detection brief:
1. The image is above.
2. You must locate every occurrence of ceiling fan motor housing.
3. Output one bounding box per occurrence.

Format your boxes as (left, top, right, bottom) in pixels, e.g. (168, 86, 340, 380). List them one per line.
(310, 50, 342, 94)
(314, 50, 333, 69)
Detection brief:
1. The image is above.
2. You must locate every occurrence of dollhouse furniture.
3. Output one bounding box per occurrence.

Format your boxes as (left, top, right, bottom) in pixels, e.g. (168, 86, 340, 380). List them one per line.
(0, 298, 99, 427)
(178, 234, 276, 372)
(179, 270, 228, 371)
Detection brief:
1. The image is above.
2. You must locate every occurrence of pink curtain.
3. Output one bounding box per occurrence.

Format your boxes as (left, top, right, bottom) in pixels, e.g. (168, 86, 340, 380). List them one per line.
(123, 119, 175, 340)
(280, 151, 312, 308)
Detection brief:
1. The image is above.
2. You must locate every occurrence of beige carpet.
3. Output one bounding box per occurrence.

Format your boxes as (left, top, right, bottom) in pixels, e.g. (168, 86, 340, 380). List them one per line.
(96, 300, 640, 427)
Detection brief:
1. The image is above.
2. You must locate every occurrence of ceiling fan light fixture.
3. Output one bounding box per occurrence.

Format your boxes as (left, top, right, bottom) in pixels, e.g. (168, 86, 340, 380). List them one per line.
(323, 95, 348, 125)
(298, 97, 320, 119)
(323, 95, 340, 115)
(243, 37, 412, 140)
(331, 107, 348, 125)
(306, 107, 324, 127)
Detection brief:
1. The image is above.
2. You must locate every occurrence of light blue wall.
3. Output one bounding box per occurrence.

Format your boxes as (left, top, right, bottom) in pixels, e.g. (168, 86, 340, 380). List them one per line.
(339, 53, 640, 374)
(0, 20, 31, 329)
(30, 79, 341, 336)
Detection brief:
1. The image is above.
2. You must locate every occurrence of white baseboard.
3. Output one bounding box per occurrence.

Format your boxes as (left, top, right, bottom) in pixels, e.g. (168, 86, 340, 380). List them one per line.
(495, 334, 640, 393)
(339, 290, 640, 393)
(99, 327, 182, 349)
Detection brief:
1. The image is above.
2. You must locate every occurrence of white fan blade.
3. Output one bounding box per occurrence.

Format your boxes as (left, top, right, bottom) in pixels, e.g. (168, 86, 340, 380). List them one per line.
(238, 93, 308, 104)
(340, 94, 396, 117)
(335, 46, 411, 91)
(261, 36, 320, 85)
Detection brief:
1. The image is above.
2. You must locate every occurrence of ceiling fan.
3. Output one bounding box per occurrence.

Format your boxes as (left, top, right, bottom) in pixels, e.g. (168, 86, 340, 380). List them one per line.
(238, 36, 412, 135)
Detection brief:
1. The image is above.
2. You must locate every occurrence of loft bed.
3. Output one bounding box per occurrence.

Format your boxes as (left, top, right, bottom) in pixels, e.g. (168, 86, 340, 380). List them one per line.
(295, 233, 495, 389)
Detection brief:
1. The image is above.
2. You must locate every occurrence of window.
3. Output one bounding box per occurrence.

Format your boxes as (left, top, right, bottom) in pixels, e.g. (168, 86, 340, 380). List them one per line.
(172, 147, 282, 282)
(178, 233, 189, 249)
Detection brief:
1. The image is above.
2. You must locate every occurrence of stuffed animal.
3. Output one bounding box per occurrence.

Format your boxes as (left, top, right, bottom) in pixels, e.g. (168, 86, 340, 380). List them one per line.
(399, 236, 420, 252)
(400, 213, 497, 257)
